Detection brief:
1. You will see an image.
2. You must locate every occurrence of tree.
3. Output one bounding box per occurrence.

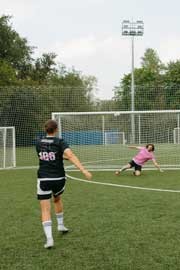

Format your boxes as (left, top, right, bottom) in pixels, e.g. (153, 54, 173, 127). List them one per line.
(141, 48, 164, 73)
(44, 66, 97, 112)
(0, 15, 34, 80)
(0, 13, 98, 135)
(165, 60, 180, 86)
(164, 60, 180, 109)
(31, 53, 57, 83)
(0, 86, 43, 146)
(0, 60, 17, 85)
(113, 48, 166, 110)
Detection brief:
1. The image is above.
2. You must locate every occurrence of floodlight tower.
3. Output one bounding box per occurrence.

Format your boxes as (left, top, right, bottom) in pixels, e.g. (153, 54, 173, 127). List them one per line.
(122, 20, 144, 143)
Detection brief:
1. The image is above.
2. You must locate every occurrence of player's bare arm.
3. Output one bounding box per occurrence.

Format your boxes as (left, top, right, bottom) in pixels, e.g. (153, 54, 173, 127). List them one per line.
(128, 145, 142, 150)
(64, 148, 92, 180)
(152, 160, 163, 172)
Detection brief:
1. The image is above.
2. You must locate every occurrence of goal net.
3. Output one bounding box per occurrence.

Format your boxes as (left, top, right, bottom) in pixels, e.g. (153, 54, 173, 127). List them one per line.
(52, 110, 180, 170)
(0, 127, 16, 169)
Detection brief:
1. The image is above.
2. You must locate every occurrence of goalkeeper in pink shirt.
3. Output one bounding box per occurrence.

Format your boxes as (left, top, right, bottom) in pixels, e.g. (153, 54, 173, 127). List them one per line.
(115, 144, 163, 176)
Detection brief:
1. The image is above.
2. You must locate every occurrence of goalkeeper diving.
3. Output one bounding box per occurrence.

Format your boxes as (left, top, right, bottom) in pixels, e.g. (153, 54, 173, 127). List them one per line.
(115, 144, 163, 176)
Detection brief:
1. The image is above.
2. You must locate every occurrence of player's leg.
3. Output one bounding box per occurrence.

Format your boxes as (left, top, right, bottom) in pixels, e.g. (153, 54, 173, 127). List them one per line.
(134, 163, 142, 176)
(115, 162, 132, 175)
(37, 180, 54, 248)
(53, 195, 69, 233)
(134, 170, 141, 176)
(40, 199, 54, 248)
(52, 179, 69, 233)
(40, 198, 51, 221)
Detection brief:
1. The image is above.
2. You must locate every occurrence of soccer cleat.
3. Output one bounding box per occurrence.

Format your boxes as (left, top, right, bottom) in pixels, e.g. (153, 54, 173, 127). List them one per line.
(58, 225, 69, 233)
(44, 238, 54, 249)
(115, 170, 121, 175)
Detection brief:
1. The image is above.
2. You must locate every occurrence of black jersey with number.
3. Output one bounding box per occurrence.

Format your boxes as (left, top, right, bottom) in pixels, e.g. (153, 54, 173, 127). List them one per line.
(36, 136, 69, 179)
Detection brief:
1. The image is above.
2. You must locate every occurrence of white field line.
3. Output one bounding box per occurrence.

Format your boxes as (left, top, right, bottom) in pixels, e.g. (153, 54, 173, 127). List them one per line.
(2, 166, 180, 193)
(66, 174, 180, 193)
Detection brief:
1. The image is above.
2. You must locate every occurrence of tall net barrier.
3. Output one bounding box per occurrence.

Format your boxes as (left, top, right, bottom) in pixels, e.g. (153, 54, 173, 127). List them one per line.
(0, 85, 180, 170)
(53, 111, 180, 170)
(0, 86, 95, 168)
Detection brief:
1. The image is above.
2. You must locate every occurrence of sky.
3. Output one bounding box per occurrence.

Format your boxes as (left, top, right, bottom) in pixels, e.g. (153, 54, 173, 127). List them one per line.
(1, 0, 180, 99)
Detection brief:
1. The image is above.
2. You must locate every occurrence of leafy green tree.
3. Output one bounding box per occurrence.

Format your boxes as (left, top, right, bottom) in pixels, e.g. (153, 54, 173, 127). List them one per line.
(0, 15, 57, 84)
(113, 48, 166, 110)
(0, 14, 98, 146)
(164, 60, 180, 109)
(141, 48, 164, 73)
(45, 66, 97, 112)
(165, 60, 180, 86)
(31, 53, 57, 83)
(96, 99, 118, 111)
(0, 15, 34, 80)
(0, 87, 42, 145)
(0, 60, 17, 85)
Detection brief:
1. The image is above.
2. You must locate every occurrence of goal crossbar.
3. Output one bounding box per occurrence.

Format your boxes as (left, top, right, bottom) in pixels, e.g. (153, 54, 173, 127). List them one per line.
(52, 110, 180, 117)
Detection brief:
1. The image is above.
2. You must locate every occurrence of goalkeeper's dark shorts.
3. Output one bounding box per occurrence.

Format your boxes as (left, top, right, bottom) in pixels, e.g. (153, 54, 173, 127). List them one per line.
(37, 177, 66, 200)
(129, 160, 142, 171)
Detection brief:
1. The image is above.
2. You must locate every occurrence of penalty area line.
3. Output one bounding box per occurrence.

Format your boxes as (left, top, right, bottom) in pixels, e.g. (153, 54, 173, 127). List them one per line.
(66, 174, 180, 193)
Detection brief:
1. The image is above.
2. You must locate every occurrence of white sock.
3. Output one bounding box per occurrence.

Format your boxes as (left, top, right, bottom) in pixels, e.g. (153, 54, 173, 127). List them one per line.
(42, 220, 53, 240)
(56, 212, 64, 226)
(121, 166, 127, 171)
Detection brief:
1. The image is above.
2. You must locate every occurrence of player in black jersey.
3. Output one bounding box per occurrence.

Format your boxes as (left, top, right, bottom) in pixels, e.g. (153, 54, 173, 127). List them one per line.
(36, 119, 92, 248)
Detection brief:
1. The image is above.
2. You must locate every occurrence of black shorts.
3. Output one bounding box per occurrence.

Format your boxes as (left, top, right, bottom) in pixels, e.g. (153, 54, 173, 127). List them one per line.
(129, 160, 142, 171)
(37, 178, 66, 200)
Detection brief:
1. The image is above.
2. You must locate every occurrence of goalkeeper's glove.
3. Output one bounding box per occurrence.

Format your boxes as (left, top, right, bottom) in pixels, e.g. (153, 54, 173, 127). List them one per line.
(159, 168, 164, 172)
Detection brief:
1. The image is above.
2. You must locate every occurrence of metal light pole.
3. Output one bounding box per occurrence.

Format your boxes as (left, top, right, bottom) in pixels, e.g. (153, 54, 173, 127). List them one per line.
(122, 20, 144, 144)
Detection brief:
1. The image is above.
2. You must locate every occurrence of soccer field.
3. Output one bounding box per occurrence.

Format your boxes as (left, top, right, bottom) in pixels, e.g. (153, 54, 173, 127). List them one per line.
(15, 143, 180, 169)
(1, 169, 180, 270)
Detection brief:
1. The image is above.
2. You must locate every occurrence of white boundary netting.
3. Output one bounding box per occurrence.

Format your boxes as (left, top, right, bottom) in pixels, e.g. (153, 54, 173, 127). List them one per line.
(0, 86, 180, 170)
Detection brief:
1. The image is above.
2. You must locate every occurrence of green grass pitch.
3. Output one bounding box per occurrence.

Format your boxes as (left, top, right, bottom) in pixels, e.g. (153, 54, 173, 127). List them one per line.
(15, 144, 180, 168)
(0, 168, 180, 269)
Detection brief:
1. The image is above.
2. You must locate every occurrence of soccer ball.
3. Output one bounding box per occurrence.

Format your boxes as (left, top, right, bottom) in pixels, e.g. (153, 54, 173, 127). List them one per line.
(115, 170, 120, 175)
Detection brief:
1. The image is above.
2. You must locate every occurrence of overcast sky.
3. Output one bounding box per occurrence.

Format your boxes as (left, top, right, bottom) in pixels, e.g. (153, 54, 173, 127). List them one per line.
(1, 0, 180, 99)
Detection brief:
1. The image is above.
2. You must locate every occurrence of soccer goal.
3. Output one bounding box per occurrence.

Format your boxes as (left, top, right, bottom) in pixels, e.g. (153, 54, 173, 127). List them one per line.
(52, 110, 180, 170)
(0, 127, 16, 169)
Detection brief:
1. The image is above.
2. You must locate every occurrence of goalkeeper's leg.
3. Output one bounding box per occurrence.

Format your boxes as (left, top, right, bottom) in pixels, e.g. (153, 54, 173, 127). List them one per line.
(115, 163, 132, 175)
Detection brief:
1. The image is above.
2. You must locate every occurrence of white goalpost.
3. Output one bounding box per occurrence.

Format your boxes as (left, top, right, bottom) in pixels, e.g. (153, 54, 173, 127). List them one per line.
(52, 110, 180, 171)
(173, 128, 180, 144)
(0, 127, 16, 169)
